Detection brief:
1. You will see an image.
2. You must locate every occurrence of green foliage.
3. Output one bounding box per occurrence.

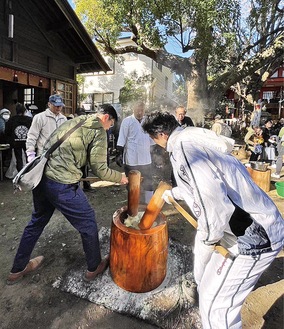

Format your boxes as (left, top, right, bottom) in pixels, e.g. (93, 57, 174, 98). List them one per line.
(74, 0, 236, 55)
(75, 0, 284, 110)
(76, 75, 88, 107)
(76, 74, 85, 88)
(119, 72, 152, 105)
(173, 74, 188, 104)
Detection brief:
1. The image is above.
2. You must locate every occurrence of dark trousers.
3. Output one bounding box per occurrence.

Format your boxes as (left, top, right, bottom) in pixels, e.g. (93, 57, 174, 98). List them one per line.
(11, 176, 101, 273)
(249, 151, 260, 161)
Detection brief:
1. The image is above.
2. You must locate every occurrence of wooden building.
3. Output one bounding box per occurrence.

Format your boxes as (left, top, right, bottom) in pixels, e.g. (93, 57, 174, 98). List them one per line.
(0, 0, 109, 116)
(225, 66, 284, 120)
(260, 66, 284, 119)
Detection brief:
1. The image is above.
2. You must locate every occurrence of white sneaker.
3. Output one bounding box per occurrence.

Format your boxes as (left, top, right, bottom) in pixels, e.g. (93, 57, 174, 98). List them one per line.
(271, 173, 280, 179)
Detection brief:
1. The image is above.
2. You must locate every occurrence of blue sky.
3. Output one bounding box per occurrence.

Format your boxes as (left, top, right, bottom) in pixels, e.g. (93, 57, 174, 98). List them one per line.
(68, 0, 75, 8)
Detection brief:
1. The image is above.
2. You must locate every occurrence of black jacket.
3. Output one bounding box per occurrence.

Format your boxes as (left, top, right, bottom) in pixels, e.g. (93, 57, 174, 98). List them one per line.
(5, 115, 32, 148)
(178, 116, 194, 128)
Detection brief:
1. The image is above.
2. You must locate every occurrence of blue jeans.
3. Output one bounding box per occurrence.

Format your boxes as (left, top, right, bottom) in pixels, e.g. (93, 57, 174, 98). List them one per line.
(11, 176, 101, 273)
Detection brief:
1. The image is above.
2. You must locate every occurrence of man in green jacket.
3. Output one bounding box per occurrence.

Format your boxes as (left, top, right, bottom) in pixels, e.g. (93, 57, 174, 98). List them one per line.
(7, 104, 128, 285)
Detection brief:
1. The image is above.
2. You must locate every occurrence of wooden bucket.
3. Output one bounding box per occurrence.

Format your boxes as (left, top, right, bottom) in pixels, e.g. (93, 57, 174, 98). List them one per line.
(110, 205, 168, 293)
(247, 167, 271, 192)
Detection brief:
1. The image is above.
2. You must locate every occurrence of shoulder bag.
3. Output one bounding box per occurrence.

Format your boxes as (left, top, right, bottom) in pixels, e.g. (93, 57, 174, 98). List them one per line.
(13, 119, 85, 192)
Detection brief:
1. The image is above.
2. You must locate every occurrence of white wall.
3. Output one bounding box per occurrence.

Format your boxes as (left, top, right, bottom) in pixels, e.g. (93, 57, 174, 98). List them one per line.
(80, 37, 174, 109)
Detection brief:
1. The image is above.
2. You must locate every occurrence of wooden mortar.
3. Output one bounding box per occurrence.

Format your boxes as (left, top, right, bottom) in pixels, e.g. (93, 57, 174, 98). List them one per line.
(109, 205, 168, 293)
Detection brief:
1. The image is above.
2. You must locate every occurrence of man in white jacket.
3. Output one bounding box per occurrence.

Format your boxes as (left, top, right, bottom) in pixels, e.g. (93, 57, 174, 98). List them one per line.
(142, 111, 284, 329)
(26, 94, 67, 162)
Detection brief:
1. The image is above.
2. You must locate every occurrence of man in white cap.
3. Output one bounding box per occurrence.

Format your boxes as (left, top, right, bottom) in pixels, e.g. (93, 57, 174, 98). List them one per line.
(26, 94, 67, 162)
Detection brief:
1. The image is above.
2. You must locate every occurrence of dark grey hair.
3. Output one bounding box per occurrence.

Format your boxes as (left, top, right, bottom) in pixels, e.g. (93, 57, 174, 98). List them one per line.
(142, 111, 179, 137)
(98, 104, 118, 121)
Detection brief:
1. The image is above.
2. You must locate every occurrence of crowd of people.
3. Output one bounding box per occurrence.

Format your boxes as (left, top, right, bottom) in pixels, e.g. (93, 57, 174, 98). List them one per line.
(1, 98, 283, 329)
(205, 111, 284, 179)
(243, 118, 284, 178)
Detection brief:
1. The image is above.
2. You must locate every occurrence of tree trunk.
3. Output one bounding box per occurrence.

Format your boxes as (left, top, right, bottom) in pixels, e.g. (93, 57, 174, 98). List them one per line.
(186, 58, 214, 123)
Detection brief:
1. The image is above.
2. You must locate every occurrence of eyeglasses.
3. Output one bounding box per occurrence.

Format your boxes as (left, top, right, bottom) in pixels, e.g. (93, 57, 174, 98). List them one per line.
(109, 118, 115, 128)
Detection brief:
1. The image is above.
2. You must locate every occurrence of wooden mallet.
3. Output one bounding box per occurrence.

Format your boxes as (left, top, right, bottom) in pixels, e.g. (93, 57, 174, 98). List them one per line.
(138, 181, 172, 230)
(168, 196, 231, 259)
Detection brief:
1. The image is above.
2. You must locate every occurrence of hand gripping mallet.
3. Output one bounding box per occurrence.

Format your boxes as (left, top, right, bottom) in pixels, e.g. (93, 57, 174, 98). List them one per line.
(168, 196, 231, 259)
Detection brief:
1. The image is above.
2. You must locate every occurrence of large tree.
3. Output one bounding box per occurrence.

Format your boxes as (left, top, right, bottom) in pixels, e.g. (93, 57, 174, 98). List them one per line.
(74, 0, 284, 120)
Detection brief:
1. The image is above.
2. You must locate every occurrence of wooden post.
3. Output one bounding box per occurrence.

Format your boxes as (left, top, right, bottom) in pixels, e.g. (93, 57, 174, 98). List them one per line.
(127, 170, 141, 217)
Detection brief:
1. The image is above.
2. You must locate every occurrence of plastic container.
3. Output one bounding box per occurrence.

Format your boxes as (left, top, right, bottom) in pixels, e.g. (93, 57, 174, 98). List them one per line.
(275, 181, 284, 198)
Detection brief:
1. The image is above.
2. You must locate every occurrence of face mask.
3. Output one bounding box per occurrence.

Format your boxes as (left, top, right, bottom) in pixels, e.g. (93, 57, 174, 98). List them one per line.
(2, 114, 10, 121)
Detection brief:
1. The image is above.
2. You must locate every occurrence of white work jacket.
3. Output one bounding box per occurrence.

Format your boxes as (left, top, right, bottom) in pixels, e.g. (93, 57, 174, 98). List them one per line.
(168, 127, 284, 252)
(26, 108, 67, 155)
(117, 114, 154, 166)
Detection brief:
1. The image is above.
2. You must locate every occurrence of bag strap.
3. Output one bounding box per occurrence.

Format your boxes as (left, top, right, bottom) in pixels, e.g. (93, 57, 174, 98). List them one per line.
(44, 118, 86, 158)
